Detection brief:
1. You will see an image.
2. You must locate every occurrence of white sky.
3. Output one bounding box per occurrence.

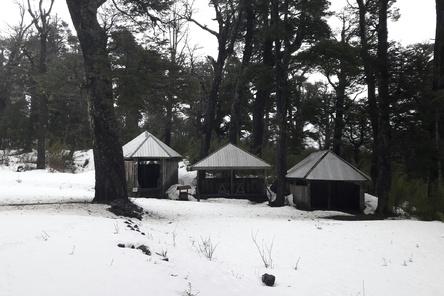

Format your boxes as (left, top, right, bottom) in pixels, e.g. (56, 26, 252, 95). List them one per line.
(0, 0, 436, 57)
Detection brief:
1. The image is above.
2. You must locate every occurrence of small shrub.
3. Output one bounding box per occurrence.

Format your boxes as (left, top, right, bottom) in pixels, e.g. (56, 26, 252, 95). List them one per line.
(191, 235, 219, 261)
(47, 142, 75, 173)
(156, 248, 168, 259)
(0, 150, 10, 167)
(184, 282, 199, 296)
(252, 230, 274, 269)
(17, 152, 36, 171)
(294, 257, 301, 270)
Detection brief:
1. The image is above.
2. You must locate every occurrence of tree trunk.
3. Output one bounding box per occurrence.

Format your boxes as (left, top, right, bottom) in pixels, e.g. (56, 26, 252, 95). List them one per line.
(375, 0, 391, 215)
(331, 28, 349, 157)
(122, 107, 141, 144)
(251, 13, 273, 156)
(332, 73, 346, 156)
(229, 1, 254, 144)
(164, 99, 173, 146)
(198, 1, 242, 158)
(66, 0, 128, 203)
(28, 2, 52, 169)
(356, 0, 379, 191)
(36, 32, 49, 169)
(25, 84, 38, 153)
(429, 0, 444, 203)
(270, 0, 287, 207)
(201, 60, 224, 158)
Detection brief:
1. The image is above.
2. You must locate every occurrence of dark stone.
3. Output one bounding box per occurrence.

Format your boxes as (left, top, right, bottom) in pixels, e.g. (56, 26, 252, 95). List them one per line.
(117, 243, 125, 248)
(137, 245, 151, 256)
(261, 273, 275, 286)
(108, 199, 144, 220)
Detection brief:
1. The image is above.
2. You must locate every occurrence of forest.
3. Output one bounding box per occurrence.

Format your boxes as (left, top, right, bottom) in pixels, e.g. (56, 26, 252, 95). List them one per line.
(0, 0, 443, 219)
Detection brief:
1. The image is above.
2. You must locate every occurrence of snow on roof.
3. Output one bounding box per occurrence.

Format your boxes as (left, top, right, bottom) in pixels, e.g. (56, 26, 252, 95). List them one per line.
(122, 131, 182, 159)
(286, 150, 370, 181)
(191, 143, 271, 170)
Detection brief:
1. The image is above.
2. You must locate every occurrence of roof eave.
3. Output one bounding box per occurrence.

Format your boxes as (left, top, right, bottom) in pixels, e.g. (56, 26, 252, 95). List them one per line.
(191, 166, 271, 171)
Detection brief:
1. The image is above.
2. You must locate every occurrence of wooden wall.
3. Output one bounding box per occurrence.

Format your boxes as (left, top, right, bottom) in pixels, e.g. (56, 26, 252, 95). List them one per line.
(289, 182, 310, 209)
(124, 159, 180, 198)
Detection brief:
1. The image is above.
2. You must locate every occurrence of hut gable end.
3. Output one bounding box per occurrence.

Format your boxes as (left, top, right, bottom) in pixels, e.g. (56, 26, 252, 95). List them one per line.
(286, 150, 370, 182)
(123, 131, 182, 159)
(191, 143, 271, 170)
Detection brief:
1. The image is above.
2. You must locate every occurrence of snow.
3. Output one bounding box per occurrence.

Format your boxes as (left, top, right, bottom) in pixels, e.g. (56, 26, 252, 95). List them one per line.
(1, 152, 444, 296)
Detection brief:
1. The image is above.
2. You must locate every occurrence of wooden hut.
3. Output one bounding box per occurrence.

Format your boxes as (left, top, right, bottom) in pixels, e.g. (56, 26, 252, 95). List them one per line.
(191, 144, 272, 201)
(123, 131, 182, 198)
(286, 150, 370, 212)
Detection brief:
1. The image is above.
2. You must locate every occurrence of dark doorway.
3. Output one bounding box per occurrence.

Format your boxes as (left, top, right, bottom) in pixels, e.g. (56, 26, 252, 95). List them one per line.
(138, 162, 160, 188)
(311, 180, 329, 209)
(310, 181, 360, 211)
(330, 182, 360, 211)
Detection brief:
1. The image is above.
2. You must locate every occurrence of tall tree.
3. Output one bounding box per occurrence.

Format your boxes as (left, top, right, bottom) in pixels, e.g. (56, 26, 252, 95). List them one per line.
(250, 0, 274, 156)
(270, 0, 288, 206)
(163, 4, 192, 146)
(228, 0, 254, 144)
(270, 0, 330, 206)
(65, 0, 127, 203)
(355, 0, 379, 188)
(299, 7, 362, 155)
(429, 0, 444, 203)
(27, 0, 54, 169)
(375, 0, 391, 215)
(185, 0, 243, 159)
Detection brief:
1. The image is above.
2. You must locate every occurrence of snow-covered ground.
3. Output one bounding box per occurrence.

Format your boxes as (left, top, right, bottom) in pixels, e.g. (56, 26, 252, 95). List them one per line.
(1, 151, 443, 296)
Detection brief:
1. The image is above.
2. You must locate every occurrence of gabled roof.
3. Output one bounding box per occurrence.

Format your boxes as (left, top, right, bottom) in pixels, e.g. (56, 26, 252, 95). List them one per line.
(191, 143, 272, 170)
(122, 131, 182, 159)
(286, 150, 370, 181)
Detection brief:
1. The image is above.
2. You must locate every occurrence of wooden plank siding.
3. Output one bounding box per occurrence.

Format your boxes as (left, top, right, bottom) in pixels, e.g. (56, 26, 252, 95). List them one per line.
(198, 177, 268, 201)
(125, 159, 180, 198)
(289, 182, 310, 210)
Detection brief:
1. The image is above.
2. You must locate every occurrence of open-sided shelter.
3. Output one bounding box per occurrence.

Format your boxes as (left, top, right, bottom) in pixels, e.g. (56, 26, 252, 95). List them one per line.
(191, 143, 272, 201)
(123, 131, 182, 198)
(286, 150, 370, 212)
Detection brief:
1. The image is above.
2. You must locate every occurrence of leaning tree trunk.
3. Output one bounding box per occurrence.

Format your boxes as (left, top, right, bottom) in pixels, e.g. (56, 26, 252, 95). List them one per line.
(66, 0, 128, 203)
(195, 0, 242, 159)
(375, 0, 391, 215)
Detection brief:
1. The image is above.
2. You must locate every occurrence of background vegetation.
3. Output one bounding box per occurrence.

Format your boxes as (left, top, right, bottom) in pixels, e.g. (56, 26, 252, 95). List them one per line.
(0, 0, 442, 218)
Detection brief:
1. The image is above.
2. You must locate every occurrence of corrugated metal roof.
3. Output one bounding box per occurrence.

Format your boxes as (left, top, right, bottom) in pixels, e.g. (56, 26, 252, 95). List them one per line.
(286, 150, 370, 181)
(191, 143, 272, 170)
(122, 131, 182, 159)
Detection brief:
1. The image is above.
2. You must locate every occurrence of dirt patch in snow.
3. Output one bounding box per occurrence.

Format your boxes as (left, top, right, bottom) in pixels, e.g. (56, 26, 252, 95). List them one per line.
(0, 202, 115, 218)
